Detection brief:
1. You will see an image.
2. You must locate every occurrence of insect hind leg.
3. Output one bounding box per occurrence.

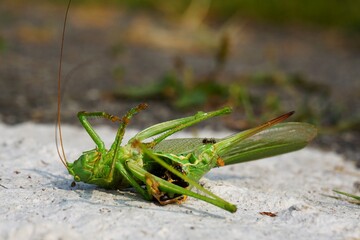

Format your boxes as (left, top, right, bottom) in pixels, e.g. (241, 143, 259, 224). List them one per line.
(130, 107, 232, 146)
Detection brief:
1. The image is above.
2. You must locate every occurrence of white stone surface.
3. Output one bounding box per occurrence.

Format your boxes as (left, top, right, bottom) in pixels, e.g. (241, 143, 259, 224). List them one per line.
(0, 123, 359, 240)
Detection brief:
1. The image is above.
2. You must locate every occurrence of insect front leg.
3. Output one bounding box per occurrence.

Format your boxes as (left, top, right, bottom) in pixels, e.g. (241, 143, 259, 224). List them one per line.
(78, 103, 147, 151)
(109, 103, 148, 153)
(95, 104, 149, 184)
(78, 104, 148, 183)
(77, 111, 122, 151)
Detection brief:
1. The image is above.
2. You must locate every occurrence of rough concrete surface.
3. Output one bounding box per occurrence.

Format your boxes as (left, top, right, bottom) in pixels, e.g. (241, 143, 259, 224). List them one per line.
(0, 123, 359, 240)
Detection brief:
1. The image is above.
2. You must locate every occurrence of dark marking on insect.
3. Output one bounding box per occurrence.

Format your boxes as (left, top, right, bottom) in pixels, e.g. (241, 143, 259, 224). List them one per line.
(164, 165, 190, 188)
(149, 163, 190, 204)
(202, 138, 216, 144)
(259, 211, 277, 217)
(71, 181, 76, 187)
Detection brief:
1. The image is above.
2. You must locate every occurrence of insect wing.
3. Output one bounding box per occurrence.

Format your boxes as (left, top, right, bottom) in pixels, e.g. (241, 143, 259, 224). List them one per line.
(219, 122, 317, 165)
(152, 138, 217, 154)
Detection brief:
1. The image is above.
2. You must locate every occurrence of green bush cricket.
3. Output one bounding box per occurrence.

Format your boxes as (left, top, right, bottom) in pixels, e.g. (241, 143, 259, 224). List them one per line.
(56, 0, 317, 213)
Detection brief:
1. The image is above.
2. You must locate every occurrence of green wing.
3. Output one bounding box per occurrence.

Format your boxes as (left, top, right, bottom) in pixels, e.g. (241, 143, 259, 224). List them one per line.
(152, 122, 317, 165)
(152, 138, 212, 155)
(218, 122, 317, 165)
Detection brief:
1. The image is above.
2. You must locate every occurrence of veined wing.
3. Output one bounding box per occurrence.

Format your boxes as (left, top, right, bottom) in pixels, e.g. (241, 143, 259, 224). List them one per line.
(152, 122, 316, 165)
(152, 111, 296, 156)
(219, 122, 317, 165)
(152, 138, 217, 155)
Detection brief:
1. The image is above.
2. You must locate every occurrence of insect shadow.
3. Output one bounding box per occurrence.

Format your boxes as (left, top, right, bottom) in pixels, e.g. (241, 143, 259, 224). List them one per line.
(28, 166, 225, 216)
(56, 185, 226, 218)
(205, 172, 256, 181)
(27, 168, 81, 190)
(81, 185, 229, 217)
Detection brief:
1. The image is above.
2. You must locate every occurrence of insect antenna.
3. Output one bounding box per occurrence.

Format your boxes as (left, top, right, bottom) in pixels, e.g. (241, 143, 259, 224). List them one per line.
(55, 0, 72, 167)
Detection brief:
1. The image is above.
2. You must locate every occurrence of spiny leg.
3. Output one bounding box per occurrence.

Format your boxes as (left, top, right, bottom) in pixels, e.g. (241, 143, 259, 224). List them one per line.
(139, 142, 236, 212)
(126, 160, 236, 212)
(77, 111, 122, 151)
(106, 103, 148, 183)
(130, 107, 232, 147)
(78, 103, 148, 151)
(109, 103, 147, 155)
(79, 104, 148, 184)
(127, 141, 236, 212)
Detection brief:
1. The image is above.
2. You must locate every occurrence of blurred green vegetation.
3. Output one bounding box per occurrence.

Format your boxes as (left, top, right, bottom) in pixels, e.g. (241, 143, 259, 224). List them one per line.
(44, 0, 360, 131)
(50, 0, 360, 31)
(113, 34, 358, 131)
(114, 66, 345, 130)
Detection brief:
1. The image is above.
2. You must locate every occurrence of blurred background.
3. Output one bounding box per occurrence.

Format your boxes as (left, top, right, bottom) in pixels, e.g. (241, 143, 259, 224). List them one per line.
(0, 0, 359, 164)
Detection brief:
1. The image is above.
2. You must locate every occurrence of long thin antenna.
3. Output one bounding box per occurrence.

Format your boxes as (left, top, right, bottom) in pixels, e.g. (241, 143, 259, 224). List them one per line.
(56, 0, 72, 167)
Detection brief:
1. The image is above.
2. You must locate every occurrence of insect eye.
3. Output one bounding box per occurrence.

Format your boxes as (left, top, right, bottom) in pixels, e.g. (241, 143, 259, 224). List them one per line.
(74, 175, 80, 181)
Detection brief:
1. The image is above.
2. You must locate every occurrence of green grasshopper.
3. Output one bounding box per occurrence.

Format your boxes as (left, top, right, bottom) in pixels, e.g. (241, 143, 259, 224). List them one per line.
(56, 1, 317, 213)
